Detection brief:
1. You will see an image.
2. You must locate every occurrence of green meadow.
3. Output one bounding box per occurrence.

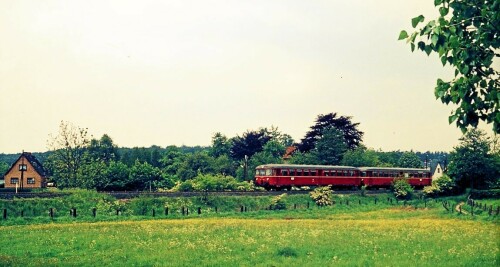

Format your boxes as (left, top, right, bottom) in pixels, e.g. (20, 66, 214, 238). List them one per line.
(0, 192, 499, 266)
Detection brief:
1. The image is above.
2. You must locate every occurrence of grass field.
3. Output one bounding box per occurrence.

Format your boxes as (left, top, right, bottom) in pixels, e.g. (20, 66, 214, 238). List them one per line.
(1, 204, 499, 266)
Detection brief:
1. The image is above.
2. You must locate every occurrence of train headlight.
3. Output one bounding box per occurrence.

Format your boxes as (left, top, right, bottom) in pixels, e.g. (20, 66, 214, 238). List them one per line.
(419, 179, 422, 182)
(291, 177, 295, 181)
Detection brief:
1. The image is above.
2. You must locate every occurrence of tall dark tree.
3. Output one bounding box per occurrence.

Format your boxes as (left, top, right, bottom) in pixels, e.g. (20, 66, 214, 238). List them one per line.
(230, 129, 272, 161)
(298, 113, 364, 152)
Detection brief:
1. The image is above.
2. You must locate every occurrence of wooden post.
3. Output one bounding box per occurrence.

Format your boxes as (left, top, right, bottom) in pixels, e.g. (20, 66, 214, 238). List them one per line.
(215, 207, 217, 213)
(245, 206, 247, 212)
(3, 209, 6, 220)
(165, 207, 169, 216)
(294, 204, 297, 209)
(241, 206, 244, 213)
(375, 198, 377, 205)
(459, 205, 462, 214)
(307, 202, 310, 209)
(346, 200, 349, 206)
(182, 207, 185, 216)
(359, 200, 361, 205)
(92, 208, 96, 218)
(152, 209, 155, 217)
(198, 207, 201, 215)
(116, 209, 119, 216)
(73, 208, 77, 218)
(488, 205, 492, 216)
(49, 208, 54, 218)
(20, 210, 24, 217)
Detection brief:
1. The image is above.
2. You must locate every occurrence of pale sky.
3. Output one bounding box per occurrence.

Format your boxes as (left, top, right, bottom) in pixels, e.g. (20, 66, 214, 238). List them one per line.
(0, 0, 491, 154)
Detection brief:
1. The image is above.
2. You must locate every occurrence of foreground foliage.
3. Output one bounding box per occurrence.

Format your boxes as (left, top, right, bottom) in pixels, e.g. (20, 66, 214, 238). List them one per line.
(400, 0, 499, 133)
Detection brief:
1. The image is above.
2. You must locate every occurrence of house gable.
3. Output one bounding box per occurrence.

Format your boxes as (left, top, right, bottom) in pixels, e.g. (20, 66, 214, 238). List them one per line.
(4, 152, 47, 188)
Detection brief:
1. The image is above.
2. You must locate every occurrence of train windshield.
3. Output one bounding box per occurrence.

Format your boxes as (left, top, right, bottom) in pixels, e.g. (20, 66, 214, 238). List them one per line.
(256, 168, 273, 176)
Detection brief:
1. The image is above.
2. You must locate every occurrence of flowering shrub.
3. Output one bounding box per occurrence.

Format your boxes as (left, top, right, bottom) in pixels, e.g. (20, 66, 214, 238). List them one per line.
(392, 178, 413, 199)
(309, 186, 333, 206)
(271, 193, 287, 210)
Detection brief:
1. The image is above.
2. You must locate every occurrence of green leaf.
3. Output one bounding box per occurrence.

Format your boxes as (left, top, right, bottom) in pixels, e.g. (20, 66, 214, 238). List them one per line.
(398, 30, 409, 40)
(424, 45, 433, 56)
(431, 34, 439, 46)
(441, 56, 447, 66)
(439, 7, 449, 16)
(449, 114, 458, 124)
(434, 0, 443, 5)
(411, 42, 415, 52)
(411, 15, 425, 28)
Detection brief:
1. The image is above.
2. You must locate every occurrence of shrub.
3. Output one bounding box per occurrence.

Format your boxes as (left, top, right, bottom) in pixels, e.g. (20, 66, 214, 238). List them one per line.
(392, 178, 413, 200)
(271, 193, 287, 210)
(309, 186, 333, 206)
(423, 174, 457, 197)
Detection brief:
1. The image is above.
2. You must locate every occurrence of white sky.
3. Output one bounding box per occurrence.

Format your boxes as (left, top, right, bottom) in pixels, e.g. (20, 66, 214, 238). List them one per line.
(0, 0, 492, 154)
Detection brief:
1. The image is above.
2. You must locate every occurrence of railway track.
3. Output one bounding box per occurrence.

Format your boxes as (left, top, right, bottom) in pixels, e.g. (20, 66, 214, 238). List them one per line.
(0, 189, 391, 199)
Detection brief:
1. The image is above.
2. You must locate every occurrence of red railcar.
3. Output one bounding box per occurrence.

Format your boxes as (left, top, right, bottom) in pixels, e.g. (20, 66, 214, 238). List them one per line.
(255, 164, 431, 190)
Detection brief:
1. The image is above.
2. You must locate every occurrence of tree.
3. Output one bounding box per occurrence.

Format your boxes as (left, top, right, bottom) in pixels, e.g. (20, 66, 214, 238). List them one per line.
(176, 152, 216, 181)
(298, 113, 363, 152)
(341, 146, 380, 167)
(230, 129, 272, 161)
(128, 160, 163, 190)
(400, 0, 499, 133)
(46, 121, 91, 188)
(447, 129, 499, 190)
(398, 151, 423, 168)
(209, 132, 233, 158)
(88, 134, 118, 163)
(311, 128, 348, 165)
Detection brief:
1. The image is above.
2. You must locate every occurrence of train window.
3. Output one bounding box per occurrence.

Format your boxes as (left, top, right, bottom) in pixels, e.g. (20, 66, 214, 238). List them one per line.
(373, 172, 378, 177)
(282, 169, 289, 176)
(311, 171, 317, 176)
(265, 169, 272, 176)
(303, 170, 309, 176)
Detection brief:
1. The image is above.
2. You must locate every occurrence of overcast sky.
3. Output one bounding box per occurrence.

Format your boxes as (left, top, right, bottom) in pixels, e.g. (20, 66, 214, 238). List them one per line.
(1, 0, 492, 154)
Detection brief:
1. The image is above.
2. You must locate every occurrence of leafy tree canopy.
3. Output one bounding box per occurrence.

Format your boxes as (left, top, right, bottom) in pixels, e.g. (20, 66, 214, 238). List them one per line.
(230, 129, 271, 161)
(400, 0, 499, 133)
(398, 151, 423, 168)
(298, 113, 363, 152)
(447, 129, 499, 189)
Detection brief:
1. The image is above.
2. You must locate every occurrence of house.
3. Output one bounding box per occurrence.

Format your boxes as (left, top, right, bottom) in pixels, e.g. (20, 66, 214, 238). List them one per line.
(282, 146, 297, 162)
(432, 163, 444, 181)
(3, 152, 47, 189)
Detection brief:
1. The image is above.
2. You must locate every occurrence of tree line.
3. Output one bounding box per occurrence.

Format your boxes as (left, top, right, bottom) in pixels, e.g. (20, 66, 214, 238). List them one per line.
(1, 112, 497, 192)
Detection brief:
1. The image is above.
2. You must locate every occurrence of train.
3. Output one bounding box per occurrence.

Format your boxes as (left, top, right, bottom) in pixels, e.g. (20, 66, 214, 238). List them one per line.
(254, 164, 432, 190)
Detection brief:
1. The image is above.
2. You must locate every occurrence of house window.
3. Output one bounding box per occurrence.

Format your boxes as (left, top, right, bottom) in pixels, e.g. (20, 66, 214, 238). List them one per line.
(437, 168, 441, 173)
(27, 178, 35, 184)
(11, 178, 19, 184)
(19, 164, 27, 171)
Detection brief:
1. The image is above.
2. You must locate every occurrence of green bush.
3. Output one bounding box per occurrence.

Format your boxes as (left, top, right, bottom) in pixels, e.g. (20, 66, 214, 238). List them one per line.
(392, 178, 413, 200)
(309, 187, 333, 206)
(423, 174, 457, 197)
(271, 193, 287, 210)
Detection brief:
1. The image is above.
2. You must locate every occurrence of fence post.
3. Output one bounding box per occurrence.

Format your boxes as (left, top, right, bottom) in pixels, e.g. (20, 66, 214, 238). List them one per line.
(3, 209, 6, 220)
(198, 207, 201, 215)
(92, 208, 97, 218)
(488, 205, 492, 216)
(215, 207, 217, 213)
(307, 202, 310, 209)
(20, 210, 24, 217)
(165, 207, 169, 216)
(346, 200, 349, 206)
(152, 209, 155, 217)
(375, 198, 377, 205)
(241, 206, 244, 213)
(294, 204, 297, 209)
(459, 205, 462, 214)
(73, 208, 77, 218)
(49, 208, 54, 218)
(359, 200, 361, 205)
(182, 207, 185, 216)
(496, 206, 500, 216)
(116, 209, 120, 216)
